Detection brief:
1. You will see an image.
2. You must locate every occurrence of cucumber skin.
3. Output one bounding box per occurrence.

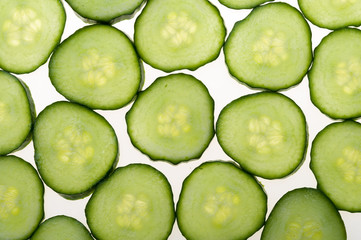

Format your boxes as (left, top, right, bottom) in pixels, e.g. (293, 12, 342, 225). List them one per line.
(49, 24, 144, 110)
(65, 0, 146, 24)
(125, 73, 215, 164)
(33, 101, 119, 200)
(85, 163, 175, 240)
(310, 120, 361, 212)
(177, 160, 267, 240)
(224, 2, 313, 91)
(216, 91, 308, 179)
(134, 0, 226, 72)
(0, 72, 36, 156)
(308, 28, 361, 120)
(219, 0, 273, 10)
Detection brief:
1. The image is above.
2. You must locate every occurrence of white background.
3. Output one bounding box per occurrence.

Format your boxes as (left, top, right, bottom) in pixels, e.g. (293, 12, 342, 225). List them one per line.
(11, 0, 361, 239)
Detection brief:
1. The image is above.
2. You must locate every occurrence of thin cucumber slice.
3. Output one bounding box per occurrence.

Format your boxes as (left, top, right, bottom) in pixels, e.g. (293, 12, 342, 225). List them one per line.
(65, 0, 145, 23)
(0, 0, 66, 74)
(0, 71, 35, 156)
(33, 101, 118, 198)
(86, 164, 175, 240)
(0, 156, 44, 240)
(309, 28, 361, 119)
(134, 0, 226, 72)
(30, 215, 93, 240)
(126, 73, 214, 164)
(224, 2, 312, 91)
(261, 188, 346, 240)
(177, 161, 267, 240)
(311, 120, 361, 212)
(298, 0, 361, 30)
(219, 0, 273, 9)
(216, 92, 307, 179)
(49, 24, 143, 110)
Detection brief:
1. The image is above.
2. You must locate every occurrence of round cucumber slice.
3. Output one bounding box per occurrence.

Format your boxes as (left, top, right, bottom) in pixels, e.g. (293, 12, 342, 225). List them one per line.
(224, 2, 312, 91)
(134, 0, 226, 72)
(49, 24, 143, 110)
(0, 0, 66, 74)
(65, 0, 145, 23)
(30, 215, 93, 240)
(177, 161, 267, 240)
(261, 188, 346, 240)
(219, 0, 273, 9)
(126, 73, 214, 164)
(298, 0, 361, 30)
(309, 28, 361, 119)
(0, 156, 44, 240)
(216, 92, 307, 179)
(0, 71, 35, 156)
(86, 164, 175, 240)
(311, 120, 361, 212)
(33, 101, 118, 198)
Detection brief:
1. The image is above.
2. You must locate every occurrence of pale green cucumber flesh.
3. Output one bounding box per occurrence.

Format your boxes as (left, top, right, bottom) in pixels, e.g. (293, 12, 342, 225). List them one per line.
(311, 120, 361, 212)
(134, 0, 226, 72)
(33, 101, 118, 197)
(30, 215, 93, 240)
(0, 71, 35, 156)
(216, 92, 307, 179)
(298, 0, 361, 29)
(261, 188, 346, 240)
(65, 0, 145, 23)
(309, 28, 361, 119)
(126, 73, 214, 164)
(219, 0, 273, 9)
(0, 156, 44, 240)
(49, 24, 143, 110)
(0, 0, 65, 74)
(224, 2, 312, 91)
(86, 164, 175, 240)
(177, 161, 267, 240)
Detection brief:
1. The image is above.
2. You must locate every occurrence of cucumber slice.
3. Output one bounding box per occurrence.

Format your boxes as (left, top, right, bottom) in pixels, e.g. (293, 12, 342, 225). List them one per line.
(224, 2, 312, 91)
(0, 156, 44, 240)
(30, 215, 93, 240)
(261, 188, 346, 240)
(85, 164, 175, 240)
(49, 24, 143, 110)
(134, 0, 226, 72)
(216, 92, 307, 179)
(0, 0, 66, 74)
(65, 0, 145, 23)
(298, 0, 361, 30)
(219, 0, 273, 9)
(177, 161, 267, 240)
(126, 73, 214, 164)
(33, 101, 118, 198)
(0, 71, 35, 156)
(309, 28, 361, 119)
(311, 120, 361, 212)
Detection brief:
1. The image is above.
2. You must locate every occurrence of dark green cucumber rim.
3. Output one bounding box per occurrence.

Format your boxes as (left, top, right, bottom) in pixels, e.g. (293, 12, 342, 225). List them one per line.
(176, 160, 267, 240)
(85, 163, 175, 240)
(0, 72, 36, 156)
(297, 0, 361, 30)
(49, 24, 144, 110)
(33, 101, 119, 199)
(134, 0, 226, 72)
(216, 91, 308, 179)
(224, 2, 313, 91)
(218, 0, 273, 10)
(261, 187, 346, 239)
(0, 155, 45, 239)
(310, 120, 361, 212)
(308, 28, 361, 120)
(125, 73, 215, 164)
(0, 1, 66, 74)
